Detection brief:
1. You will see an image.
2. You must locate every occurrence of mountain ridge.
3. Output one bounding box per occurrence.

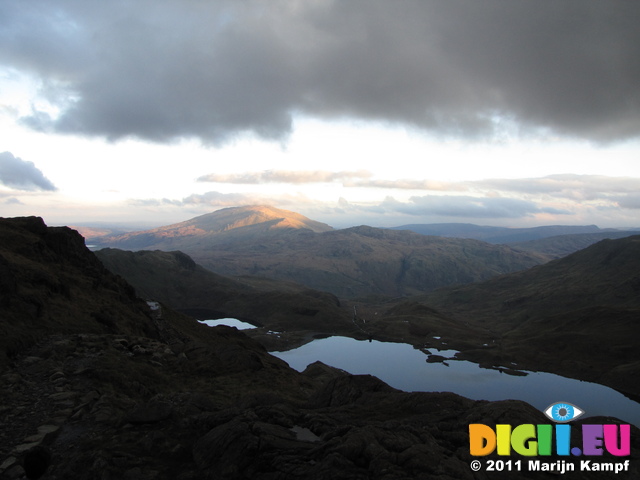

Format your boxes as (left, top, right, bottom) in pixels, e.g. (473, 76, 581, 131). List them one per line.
(388, 222, 627, 244)
(92, 206, 549, 298)
(509, 230, 640, 258)
(425, 235, 640, 322)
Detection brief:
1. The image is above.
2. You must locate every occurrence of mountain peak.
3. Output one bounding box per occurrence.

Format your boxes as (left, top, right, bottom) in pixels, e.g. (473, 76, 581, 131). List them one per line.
(95, 205, 333, 250)
(181, 205, 333, 234)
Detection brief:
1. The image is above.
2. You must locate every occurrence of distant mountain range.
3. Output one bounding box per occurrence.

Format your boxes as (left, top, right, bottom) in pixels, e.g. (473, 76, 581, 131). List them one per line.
(388, 222, 639, 259)
(92, 205, 547, 298)
(509, 231, 640, 258)
(389, 222, 638, 243)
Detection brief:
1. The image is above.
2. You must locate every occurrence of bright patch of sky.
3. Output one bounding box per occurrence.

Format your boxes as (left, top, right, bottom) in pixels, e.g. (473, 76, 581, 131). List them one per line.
(2, 110, 640, 228)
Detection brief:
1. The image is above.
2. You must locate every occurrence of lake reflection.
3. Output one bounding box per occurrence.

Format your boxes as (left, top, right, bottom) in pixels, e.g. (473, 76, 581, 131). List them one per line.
(272, 336, 640, 427)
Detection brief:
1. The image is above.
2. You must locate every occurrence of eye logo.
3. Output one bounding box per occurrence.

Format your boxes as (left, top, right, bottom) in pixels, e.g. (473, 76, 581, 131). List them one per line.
(544, 402, 584, 423)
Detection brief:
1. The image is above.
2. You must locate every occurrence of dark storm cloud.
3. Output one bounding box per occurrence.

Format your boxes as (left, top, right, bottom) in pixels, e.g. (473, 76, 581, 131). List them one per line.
(3, 0, 640, 143)
(0, 151, 57, 191)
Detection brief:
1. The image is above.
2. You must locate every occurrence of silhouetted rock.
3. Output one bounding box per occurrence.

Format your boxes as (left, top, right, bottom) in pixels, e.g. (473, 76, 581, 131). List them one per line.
(23, 446, 50, 480)
(310, 374, 400, 408)
(426, 354, 447, 363)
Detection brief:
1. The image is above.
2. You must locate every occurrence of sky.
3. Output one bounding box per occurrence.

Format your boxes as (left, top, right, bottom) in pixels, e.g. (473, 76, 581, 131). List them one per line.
(1, 0, 640, 230)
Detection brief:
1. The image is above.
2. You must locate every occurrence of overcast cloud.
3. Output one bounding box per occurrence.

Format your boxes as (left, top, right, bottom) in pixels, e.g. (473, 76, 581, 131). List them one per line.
(130, 190, 317, 210)
(2, 0, 640, 144)
(4, 197, 24, 205)
(0, 151, 57, 191)
(198, 169, 372, 184)
(122, 169, 640, 225)
(474, 175, 640, 201)
(381, 195, 569, 219)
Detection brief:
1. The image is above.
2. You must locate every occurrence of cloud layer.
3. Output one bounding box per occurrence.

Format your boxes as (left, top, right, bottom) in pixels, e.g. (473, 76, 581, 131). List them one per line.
(2, 1, 640, 144)
(0, 151, 57, 191)
(198, 170, 372, 184)
(123, 168, 640, 229)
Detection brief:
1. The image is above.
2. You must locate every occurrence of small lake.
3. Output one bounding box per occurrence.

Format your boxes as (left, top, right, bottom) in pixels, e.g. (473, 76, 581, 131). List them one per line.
(198, 318, 257, 330)
(271, 336, 640, 427)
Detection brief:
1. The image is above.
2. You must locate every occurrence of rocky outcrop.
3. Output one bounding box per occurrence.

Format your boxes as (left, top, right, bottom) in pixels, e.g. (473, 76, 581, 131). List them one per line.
(5, 330, 638, 480)
(0, 217, 156, 370)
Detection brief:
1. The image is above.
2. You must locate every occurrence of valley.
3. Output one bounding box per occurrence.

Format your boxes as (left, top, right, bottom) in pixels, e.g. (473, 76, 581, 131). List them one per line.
(92, 206, 640, 399)
(2, 210, 639, 479)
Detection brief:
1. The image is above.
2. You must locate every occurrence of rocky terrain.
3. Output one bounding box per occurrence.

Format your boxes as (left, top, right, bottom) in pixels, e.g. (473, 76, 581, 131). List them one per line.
(3, 217, 639, 479)
(91, 206, 548, 298)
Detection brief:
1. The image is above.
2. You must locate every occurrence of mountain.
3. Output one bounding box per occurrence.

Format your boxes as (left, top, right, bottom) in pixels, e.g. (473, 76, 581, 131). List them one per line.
(93, 206, 548, 298)
(389, 222, 616, 244)
(94, 205, 333, 250)
(6, 216, 619, 479)
(418, 235, 640, 396)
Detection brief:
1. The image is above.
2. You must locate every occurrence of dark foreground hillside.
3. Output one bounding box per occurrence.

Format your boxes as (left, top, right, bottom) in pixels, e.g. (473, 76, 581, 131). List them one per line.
(1, 217, 638, 479)
(95, 248, 351, 335)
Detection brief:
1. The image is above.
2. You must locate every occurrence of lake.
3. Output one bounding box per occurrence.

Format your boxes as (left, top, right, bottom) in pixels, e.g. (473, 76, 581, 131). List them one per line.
(198, 318, 257, 329)
(271, 335, 640, 427)
(199, 319, 640, 426)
